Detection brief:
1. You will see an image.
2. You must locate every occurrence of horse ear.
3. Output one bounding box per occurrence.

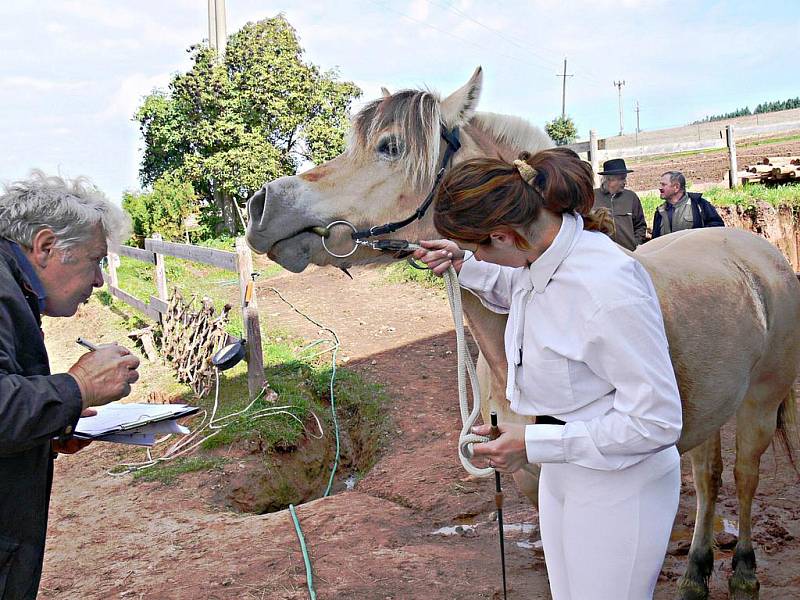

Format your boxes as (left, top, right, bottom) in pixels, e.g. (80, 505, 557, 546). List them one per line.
(381, 86, 391, 98)
(440, 66, 483, 126)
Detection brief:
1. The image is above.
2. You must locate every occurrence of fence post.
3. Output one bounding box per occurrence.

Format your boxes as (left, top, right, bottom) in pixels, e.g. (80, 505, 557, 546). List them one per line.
(726, 125, 738, 189)
(589, 129, 600, 187)
(236, 237, 265, 398)
(107, 251, 119, 289)
(152, 233, 168, 301)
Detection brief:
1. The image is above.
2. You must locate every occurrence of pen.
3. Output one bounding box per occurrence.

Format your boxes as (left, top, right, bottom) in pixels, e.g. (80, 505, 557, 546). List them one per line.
(76, 337, 99, 352)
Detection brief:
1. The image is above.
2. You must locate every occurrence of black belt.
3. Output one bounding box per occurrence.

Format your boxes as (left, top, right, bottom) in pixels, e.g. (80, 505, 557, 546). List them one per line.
(536, 415, 566, 425)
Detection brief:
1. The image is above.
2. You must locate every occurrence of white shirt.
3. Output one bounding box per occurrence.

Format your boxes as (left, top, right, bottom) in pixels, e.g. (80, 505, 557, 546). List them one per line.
(458, 213, 682, 471)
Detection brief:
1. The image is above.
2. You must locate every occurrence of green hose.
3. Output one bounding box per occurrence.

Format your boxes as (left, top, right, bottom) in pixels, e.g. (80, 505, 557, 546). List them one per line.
(289, 503, 317, 600)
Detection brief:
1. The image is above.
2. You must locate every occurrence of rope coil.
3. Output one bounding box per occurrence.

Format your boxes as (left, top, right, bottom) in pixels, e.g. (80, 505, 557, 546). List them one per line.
(442, 265, 493, 478)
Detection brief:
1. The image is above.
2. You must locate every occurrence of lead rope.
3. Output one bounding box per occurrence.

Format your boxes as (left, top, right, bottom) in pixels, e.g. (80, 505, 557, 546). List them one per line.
(442, 265, 494, 478)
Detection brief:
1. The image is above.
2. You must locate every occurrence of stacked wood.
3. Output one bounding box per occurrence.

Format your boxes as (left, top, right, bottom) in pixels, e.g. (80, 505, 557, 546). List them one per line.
(160, 288, 232, 397)
(737, 156, 800, 185)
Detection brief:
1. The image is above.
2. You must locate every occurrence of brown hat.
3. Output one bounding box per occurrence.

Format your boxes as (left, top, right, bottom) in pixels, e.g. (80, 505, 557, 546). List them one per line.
(598, 158, 633, 175)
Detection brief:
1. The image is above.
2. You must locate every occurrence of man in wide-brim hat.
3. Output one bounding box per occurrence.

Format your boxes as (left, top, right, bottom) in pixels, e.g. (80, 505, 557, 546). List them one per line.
(592, 158, 647, 251)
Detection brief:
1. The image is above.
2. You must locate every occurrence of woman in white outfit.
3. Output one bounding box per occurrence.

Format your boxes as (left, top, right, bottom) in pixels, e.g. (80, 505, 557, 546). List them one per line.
(413, 148, 683, 600)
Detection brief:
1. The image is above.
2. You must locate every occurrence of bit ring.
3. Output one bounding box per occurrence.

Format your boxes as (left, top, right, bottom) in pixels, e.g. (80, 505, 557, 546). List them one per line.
(320, 220, 359, 258)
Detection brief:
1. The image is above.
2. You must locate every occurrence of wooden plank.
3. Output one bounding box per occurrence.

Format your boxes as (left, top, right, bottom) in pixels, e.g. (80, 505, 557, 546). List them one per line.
(149, 295, 169, 314)
(726, 125, 737, 189)
(117, 245, 156, 264)
(108, 285, 161, 322)
(236, 237, 256, 310)
(144, 239, 238, 271)
(244, 306, 266, 399)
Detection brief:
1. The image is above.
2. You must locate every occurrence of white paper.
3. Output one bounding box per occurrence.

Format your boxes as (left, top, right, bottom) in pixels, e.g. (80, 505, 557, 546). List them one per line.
(99, 432, 156, 446)
(76, 402, 197, 438)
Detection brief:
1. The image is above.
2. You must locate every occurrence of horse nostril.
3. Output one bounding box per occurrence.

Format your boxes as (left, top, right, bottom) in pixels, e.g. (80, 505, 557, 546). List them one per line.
(247, 187, 266, 227)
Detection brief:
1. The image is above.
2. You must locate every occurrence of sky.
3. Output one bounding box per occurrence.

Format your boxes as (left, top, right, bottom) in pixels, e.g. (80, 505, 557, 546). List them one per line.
(1, 0, 797, 201)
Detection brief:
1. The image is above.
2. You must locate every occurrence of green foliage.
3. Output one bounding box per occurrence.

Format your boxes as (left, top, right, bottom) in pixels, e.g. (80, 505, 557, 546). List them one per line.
(383, 261, 445, 289)
(544, 115, 578, 146)
(132, 457, 228, 484)
(135, 16, 362, 235)
(122, 174, 198, 243)
(639, 182, 800, 216)
(692, 96, 800, 124)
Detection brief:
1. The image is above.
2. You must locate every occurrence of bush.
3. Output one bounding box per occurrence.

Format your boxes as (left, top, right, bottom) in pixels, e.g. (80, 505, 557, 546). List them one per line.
(545, 115, 578, 146)
(123, 175, 199, 245)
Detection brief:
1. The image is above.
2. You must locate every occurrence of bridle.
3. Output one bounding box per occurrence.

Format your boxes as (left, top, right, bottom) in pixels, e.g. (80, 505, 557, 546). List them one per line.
(319, 125, 461, 259)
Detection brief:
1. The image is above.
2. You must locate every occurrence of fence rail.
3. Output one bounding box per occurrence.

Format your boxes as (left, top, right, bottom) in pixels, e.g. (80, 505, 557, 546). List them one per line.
(105, 235, 265, 398)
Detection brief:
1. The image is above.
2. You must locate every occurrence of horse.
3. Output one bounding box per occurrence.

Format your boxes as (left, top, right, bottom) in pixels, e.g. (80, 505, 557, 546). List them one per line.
(246, 67, 800, 599)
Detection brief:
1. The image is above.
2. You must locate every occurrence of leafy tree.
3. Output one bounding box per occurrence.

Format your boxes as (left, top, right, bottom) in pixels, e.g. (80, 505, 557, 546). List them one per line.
(122, 175, 199, 244)
(135, 16, 361, 235)
(545, 115, 578, 146)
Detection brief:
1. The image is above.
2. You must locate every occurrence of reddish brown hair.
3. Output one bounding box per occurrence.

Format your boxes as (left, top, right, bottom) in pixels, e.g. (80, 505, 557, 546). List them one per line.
(433, 147, 613, 248)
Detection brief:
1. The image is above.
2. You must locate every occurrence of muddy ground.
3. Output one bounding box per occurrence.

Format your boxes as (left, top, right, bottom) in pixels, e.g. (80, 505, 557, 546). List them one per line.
(39, 139, 800, 599)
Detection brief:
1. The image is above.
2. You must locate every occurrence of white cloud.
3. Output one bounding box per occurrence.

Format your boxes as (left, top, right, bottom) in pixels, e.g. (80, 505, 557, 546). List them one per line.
(0, 76, 89, 93)
(97, 72, 174, 122)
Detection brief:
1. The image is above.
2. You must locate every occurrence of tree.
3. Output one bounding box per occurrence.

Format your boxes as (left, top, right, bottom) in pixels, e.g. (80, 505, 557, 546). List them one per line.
(122, 175, 199, 244)
(545, 115, 578, 146)
(135, 16, 361, 235)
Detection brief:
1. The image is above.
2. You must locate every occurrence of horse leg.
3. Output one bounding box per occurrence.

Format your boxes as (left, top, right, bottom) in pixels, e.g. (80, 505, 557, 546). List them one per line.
(727, 391, 783, 599)
(676, 431, 722, 600)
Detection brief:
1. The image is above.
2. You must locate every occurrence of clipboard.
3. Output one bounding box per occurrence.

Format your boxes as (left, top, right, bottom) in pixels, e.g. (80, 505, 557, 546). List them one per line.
(74, 402, 199, 440)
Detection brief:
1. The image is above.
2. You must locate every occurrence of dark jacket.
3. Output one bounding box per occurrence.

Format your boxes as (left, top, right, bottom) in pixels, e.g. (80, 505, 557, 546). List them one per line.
(592, 188, 647, 250)
(0, 239, 82, 599)
(651, 192, 725, 239)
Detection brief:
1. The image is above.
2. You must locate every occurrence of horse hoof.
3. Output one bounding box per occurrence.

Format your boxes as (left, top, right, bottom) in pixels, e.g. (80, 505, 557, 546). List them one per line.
(675, 576, 709, 600)
(728, 574, 760, 600)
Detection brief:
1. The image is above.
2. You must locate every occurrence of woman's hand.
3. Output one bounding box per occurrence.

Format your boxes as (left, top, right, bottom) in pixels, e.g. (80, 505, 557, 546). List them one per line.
(412, 239, 467, 276)
(471, 422, 528, 473)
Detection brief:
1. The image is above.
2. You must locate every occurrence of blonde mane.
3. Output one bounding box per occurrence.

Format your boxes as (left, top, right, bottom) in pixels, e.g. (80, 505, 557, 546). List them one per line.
(348, 91, 552, 193)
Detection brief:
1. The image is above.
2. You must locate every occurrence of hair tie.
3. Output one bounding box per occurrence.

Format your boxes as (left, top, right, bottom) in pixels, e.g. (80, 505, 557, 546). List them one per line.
(513, 159, 538, 187)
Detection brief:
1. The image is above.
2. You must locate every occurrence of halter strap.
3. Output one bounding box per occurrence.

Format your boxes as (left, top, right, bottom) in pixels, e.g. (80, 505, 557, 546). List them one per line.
(351, 125, 461, 240)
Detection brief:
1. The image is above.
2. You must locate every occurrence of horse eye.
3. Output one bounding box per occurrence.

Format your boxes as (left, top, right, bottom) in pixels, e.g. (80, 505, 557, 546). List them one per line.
(377, 136, 404, 160)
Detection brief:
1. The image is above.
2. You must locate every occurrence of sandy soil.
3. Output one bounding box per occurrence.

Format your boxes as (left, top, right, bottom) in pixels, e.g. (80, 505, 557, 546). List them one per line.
(37, 260, 800, 600)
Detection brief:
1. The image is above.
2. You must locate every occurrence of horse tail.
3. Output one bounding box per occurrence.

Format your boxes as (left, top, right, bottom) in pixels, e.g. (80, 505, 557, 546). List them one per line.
(775, 387, 798, 471)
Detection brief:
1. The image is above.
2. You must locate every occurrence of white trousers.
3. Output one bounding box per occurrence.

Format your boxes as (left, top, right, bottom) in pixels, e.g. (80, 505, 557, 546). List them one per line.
(538, 446, 680, 600)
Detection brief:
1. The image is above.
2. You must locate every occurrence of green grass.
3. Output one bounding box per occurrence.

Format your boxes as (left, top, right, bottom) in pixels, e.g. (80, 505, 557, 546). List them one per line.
(382, 260, 445, 288)
(131, 456, 228, 484)
(640, 182, 800, 216)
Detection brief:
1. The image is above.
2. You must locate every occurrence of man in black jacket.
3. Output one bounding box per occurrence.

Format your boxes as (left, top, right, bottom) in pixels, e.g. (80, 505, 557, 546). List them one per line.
(651, 171, 725, 239)
(0, 171, 140, 599)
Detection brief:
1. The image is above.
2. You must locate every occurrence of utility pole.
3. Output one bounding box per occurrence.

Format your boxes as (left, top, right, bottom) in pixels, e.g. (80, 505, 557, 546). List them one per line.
(635, 100, 641, 133)
(613, 80, 626, 136)
(207, 0, 227, 60)
(556, 58, 573, 119)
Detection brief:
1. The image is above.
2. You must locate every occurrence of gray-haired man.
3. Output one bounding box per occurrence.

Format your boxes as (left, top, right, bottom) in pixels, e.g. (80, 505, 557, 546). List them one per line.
(0, 171, 140, 599)
(592, 159, 647, 250)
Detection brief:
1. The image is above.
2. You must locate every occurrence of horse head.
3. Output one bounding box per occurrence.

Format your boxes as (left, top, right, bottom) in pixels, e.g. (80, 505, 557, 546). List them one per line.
(245, 67, 552, 271)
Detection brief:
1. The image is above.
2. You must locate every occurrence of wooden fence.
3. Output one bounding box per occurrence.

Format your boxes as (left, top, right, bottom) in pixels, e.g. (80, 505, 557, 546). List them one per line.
(568, 116, 800, 189)
(105, 234, 265, 399)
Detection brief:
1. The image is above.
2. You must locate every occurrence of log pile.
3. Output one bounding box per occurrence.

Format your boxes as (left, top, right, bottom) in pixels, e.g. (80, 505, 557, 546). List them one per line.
(161, 289, 232, 397)
(737, 156, 800, 185)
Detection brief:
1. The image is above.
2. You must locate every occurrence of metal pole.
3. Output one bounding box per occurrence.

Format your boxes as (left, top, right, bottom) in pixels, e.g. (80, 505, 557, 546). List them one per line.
(207, 0, 216, 51)
(214, 0, 227, 59)
(557, 58, 573, 120)
(490, 411, 508, 600)
(614, 80, 626, 136)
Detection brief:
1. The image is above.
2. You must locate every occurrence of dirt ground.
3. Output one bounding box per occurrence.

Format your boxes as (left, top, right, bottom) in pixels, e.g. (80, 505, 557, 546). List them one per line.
(625, 138, 800, 193)
(39, 253, 800, 600)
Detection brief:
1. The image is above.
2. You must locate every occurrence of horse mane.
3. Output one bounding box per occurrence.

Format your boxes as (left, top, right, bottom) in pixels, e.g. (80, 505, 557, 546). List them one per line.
(471, 112, 554, 155)
(349, 90, 441, 193)
(348, 90, 552, 192)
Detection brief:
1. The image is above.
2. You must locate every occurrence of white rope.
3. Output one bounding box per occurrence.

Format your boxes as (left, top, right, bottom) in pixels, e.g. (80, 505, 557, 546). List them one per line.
(442, 265, 493, 478)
